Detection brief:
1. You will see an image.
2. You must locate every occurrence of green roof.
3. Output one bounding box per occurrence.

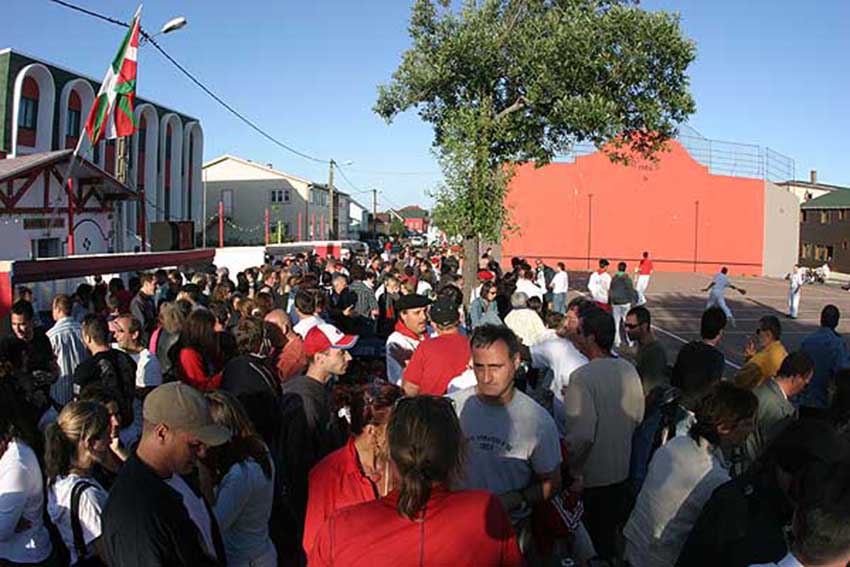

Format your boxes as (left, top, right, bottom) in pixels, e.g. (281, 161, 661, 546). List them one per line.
(801, 189, 850, 210)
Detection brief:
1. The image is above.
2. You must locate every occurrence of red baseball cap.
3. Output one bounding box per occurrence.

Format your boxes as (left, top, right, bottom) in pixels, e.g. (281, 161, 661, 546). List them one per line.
(478, 270, 494, 280)
(303, 323, 358, 356)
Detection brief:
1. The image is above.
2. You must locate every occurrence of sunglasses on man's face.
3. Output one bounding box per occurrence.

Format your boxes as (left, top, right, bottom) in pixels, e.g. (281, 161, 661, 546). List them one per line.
(624, 323, 641, 330)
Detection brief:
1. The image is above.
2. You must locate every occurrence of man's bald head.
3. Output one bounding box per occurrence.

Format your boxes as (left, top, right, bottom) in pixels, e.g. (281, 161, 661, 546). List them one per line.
(264, 309, 292, 334)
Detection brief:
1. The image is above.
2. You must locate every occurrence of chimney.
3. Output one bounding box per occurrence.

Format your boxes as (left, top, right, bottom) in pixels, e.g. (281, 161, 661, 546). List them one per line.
(810, 170, 818, 184)
(266, 163, 273, 169)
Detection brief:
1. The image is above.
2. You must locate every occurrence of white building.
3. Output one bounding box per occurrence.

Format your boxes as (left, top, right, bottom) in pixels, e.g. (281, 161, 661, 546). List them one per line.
(1, 48, 203, 253)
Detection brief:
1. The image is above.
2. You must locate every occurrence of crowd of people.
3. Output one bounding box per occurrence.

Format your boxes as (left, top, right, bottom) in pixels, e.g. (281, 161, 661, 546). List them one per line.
(1, 244, 850, 567)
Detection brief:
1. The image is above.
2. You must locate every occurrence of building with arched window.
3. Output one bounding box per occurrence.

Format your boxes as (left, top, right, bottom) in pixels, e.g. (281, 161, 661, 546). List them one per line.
(0, 48, 203, 256)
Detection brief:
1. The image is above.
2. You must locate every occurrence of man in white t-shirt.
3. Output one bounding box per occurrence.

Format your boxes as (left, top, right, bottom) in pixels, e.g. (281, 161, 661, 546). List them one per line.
(293, 289, 322, 339)
(113, 314, 163, 448)
(549, 262, 569, 314)
(385, 294, 432, 385)
(450, 325, 561, 526)
(787, 264, 803, 319)
(703, 267, 745, 327)
(515, 267, 544, 301)
(587, 259, 612, 308)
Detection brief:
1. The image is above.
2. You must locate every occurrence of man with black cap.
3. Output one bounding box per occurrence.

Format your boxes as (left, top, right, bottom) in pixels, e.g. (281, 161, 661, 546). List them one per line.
(385, 293, 431, 385)
(402, 296, 471, 396)
(102, 382, 231, 567)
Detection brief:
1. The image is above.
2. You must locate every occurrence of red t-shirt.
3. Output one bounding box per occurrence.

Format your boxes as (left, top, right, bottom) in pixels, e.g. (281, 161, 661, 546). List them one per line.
(638, 258, 654, 275)
(308, 486, 523, 567)
(402, 332, 471, 395)
(303, 437, 380, 553)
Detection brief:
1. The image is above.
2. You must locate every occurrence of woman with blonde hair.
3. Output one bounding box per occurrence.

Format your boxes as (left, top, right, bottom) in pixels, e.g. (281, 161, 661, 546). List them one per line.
(203, 391, 277, 567)
(44, 401, 112, 566)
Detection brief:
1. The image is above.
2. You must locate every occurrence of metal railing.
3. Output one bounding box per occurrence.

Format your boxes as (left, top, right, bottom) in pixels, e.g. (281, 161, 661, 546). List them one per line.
(558, 125, 795, 183)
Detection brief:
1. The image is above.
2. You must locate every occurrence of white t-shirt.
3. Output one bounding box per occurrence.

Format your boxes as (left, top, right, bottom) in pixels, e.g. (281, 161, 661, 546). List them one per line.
(448, 386, 562, 522)
(711, 272, 729, 295)
(789, 272, 803, 293)
(165, 474, 218, 559)
(385, 331, 424, 385)
(48, 474, 108, 565)
(530, 336, 589, 400)
(516, 278, 544, 301)
(446, 368, 476, 394)
(293, 315, 320, 339)
(588, 271, 612, 304)
(0, 440, 52, 563)
(749, 553, 804, 567)
(551, 271, 569, 294)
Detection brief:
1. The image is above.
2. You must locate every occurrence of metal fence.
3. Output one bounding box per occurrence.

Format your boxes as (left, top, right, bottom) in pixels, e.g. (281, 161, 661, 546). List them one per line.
(559, 125, 796, 183)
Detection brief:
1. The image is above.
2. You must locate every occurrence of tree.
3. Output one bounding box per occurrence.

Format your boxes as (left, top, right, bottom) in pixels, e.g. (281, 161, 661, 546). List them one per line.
(375, 0, 696, 302)
(389, 217, 407, 238)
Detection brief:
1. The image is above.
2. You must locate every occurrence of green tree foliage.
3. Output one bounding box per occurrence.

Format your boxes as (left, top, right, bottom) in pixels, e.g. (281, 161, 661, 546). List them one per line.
(375, 0, 696, 288)
(389, 217, 407, 238)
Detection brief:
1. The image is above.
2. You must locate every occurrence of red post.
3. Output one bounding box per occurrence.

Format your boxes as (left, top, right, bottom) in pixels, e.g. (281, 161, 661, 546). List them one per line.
(298, 213, 302, 241)
(264, 208, 270, 245)
(67, 178, 75, 255)
(218, 201, 224, 248)
(138, 185, 147, 251)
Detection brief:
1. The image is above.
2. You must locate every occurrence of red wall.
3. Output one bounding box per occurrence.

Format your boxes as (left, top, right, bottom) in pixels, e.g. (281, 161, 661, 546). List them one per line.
(502, 141, 766, 275)
(404, 218, 426, 232)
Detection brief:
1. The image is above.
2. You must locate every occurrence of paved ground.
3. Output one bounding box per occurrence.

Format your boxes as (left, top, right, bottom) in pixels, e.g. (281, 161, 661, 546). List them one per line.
(568, 271, 850, 378)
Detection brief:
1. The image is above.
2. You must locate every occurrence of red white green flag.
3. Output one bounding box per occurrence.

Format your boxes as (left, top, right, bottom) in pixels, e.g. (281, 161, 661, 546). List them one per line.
(85, 6, 142, 146)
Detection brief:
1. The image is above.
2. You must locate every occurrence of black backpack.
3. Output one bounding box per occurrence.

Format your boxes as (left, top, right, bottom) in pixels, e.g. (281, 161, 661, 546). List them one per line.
(94, 351, 137, 429)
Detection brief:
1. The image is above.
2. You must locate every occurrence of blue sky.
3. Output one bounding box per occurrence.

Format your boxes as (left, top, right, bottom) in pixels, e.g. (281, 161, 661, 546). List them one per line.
(4, 1, 850, 208)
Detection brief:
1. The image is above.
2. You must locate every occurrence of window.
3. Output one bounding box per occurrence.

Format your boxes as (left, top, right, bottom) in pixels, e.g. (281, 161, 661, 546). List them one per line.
(66, 108, 81, 137)
(138, 129, 146, 152)
(821, 211, 829, 224)
(844, 241, 848, 251)
(801, 211, 807, 223)
(18, 97, 38, 130)
(271, 189, 291, 203)
(31, 238, 61, 259)
(165, 135, 172, 157)
(841, 210, 847, 221)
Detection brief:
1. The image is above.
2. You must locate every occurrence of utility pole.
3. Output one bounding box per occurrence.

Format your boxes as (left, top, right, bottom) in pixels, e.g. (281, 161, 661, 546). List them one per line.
(372, 188, 378, 235)
(328, 159, 335, 240)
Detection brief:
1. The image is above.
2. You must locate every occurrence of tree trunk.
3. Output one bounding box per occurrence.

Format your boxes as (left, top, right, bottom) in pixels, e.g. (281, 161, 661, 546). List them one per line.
(462, 234, 480, 309)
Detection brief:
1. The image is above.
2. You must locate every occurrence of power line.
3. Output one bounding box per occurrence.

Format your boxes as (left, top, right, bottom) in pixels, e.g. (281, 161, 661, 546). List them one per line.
(46, 0, 329, 165)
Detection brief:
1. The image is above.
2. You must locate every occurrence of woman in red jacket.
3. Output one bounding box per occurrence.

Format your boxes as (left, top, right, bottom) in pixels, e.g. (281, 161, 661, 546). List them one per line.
(171, 309, 222, 391)
(308, 395, 523, 566)
(303, 383, 403, 552)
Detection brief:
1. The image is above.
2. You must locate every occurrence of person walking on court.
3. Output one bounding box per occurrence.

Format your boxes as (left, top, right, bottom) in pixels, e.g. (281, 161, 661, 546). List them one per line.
(702, 267, 745, 327)
(635, 251, 654, 306)
(787, 264, 803, 319)
(588, 259, 612, 312)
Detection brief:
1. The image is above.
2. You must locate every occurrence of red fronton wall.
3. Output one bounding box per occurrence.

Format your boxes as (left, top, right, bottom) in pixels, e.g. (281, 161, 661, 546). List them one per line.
(502, 141, 766, 276)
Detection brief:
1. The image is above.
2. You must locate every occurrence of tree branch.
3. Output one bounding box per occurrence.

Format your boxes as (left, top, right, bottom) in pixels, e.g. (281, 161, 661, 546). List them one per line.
(495, 95, 529, 121)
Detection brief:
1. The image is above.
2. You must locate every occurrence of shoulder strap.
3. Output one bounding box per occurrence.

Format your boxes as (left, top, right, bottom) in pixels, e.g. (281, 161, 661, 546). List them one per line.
(70, 479, 97, 561)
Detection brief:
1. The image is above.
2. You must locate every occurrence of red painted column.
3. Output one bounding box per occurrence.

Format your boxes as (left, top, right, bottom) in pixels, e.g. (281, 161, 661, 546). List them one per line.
(264, 208, 270, 245)
(218, 201, 224, 248)
(0, 269, 12, 323)
(67, 178, 75, 255)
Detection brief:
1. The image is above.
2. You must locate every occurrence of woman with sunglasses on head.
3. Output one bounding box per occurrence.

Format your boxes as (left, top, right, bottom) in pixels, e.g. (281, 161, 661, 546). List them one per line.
(308, 395, 522, 566)
(302, 383, 403, 552)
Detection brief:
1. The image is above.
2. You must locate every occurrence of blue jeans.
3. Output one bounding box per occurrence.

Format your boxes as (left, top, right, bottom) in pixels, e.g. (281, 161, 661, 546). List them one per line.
(552, 292, 567, 314)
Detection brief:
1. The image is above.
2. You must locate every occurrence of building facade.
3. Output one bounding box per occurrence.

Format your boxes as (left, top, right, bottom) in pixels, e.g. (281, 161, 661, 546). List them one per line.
(398, 205, 429, 233)
(776, 171, 845, 205)
(203, 155, 353, 245)
(0, 48, 203, 252)
(502, 140, 799, 277)
(799, 189, 850, 273)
